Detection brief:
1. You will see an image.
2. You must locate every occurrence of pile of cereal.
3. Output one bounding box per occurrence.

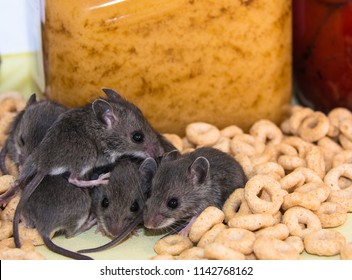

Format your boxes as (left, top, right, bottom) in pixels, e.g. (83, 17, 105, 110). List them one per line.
(153, 106, 352, 260)
(0, 93, 46, 260)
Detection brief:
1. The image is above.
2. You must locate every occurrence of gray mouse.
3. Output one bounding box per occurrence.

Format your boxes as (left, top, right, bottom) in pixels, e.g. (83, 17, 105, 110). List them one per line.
(77, 157, 157, 254)
(0, 94, 66, 174)
(142, 147, 248, 235)
(18, 175, 95, 260)
(3, 88, 170, 247)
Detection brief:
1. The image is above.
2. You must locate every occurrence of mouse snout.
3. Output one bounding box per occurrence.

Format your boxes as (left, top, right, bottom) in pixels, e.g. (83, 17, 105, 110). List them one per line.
(143, 213, 167, 229)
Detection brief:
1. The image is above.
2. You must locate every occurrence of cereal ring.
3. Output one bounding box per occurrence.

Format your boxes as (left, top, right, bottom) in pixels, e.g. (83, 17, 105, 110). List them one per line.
(189, 206, 225, 243)
(220, 125, 243, 138)
(328, 187, 352, 212)
(339, 119, 352, 141)
(280, 119, 292, 135)
(340, 242, 352, 260)
(289, 107, 314, 135)
(255, 223, 290, 240)
(277, 155, 306, 171)
(285, 236, 304, 254)
(253, 162, 285, 181)
(154, 234, 193, 255)
(214, 228, 256, 254)
(149, 254, 176, 260)
(324, 164, 352, 191)
(244, 175, 284, 215)
(233, 153, 254, 178)
(222, 188, 245, 222)
(0, 220, 13, 240)
(0, 175, 15, 194)
(328, 107, 352, 137)
(0, 247, 45, 260)
(305, 146, 325, 179)
(177, 247, 205, 260)
(304, 229, 346, 256)
(339, 134, 352, 150)
(317, 137, 343, 154)
(182, 137, 195, 149)
(185, 122, 220, 146)
(314, 202, 348, 228)
(228, 213, 276, 231)
(230, 134, 265, 157)
(212, 136, 230, 153)
(0, 92, 26, 113)
(18, 224, 44, 245)
(295, 182, 330, 202)
(203, 242, 245, 260)
(332, 150, 352, 168)
(253, 236, 300, 260)
(298, 112, 330, 142)
(282, 191, 321, 211)
(282, 206, 322, 238)
(0, 193, 20, 221)
(272, 143, 299, 159)
(162, 134, 183, 151)
(282, 136, 312, 158)
(197, 223, 227, 248)
(249, 119, 283, 145)
(245, 253, 258, 260)
(279, 167, 322, 192)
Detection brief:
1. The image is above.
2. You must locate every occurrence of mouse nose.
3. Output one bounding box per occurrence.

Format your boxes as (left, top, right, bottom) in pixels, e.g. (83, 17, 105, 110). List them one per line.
(144, 213, 165, 229)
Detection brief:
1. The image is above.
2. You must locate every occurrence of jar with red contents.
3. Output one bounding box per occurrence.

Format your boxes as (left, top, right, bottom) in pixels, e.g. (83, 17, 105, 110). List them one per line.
(293, 0, 352, 113)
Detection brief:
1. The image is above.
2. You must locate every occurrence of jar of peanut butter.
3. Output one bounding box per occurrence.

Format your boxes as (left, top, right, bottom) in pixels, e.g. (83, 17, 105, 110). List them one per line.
(41, 0, 292, 135)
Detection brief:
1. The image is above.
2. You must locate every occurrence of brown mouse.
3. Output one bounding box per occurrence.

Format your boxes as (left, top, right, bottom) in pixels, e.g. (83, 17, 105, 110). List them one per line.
(142, 147, 248, 235)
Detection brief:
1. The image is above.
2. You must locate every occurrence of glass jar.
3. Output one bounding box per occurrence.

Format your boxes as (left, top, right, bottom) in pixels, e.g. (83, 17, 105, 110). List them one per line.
(41, 0, 292, 135)
(293, 0, 352, 113)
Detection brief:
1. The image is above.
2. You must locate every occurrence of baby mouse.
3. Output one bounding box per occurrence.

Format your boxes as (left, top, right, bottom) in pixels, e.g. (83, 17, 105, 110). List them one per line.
(0, 94, 66, 174)
(142, 147, 248, 235)
(3, 88, 169, 247)
(78, 156, 156, 254)
(18, 175, 95, 260)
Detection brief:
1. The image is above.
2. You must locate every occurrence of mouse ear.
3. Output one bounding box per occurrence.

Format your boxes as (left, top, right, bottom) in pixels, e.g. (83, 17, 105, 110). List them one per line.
(188, 156, 209, 186)
(101, 88, 124, 102)
(92, 99, 117, 129)
(139, 157, 157, 196)
(26, 93, 37, 107)
(139, 157, 157, 182)
(161, 150, 181, 163)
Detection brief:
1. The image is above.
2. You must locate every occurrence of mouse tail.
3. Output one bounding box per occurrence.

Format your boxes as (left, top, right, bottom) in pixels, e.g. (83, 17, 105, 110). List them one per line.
(77, 217, 143, 254)
(43, 235, 93, 260)
(13, 172, 45, 248)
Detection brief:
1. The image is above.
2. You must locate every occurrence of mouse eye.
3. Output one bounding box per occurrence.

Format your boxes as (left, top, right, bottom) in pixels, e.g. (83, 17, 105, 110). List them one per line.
(130, 201, 139, 212)
(132, 131, 144, 143)
(167, 197, 178, 209)
(101, 197, 109, 208)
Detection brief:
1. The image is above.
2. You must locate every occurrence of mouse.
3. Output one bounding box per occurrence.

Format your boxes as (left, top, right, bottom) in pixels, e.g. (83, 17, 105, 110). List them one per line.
(18, 175, 95, 260)
(2, 88, 171, 247)
(77, 156, 156, 254)
(0, 94, 66, 174)
(142, 147, 248, 236)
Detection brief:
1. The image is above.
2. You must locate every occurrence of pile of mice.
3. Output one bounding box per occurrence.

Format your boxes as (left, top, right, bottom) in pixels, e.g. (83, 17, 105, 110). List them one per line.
(0, 90, 352, 260)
